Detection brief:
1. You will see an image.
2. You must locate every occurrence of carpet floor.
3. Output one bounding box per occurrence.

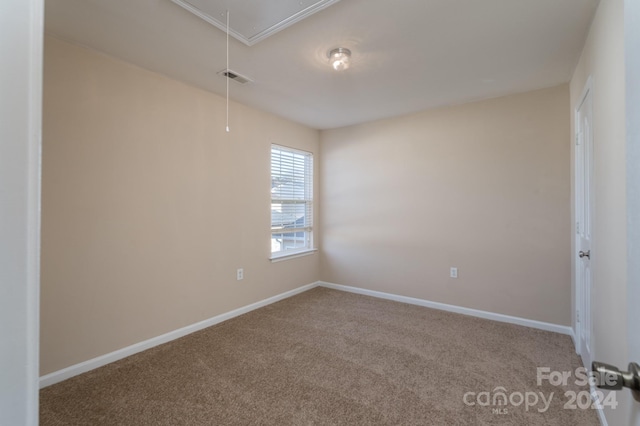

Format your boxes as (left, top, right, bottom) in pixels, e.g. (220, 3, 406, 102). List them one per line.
(40, 287, 600, 425)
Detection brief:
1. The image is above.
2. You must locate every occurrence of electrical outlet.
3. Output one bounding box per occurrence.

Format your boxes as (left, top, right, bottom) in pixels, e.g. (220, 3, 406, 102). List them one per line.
(237, 268, 244, 281)
(450, 267, 458, 279)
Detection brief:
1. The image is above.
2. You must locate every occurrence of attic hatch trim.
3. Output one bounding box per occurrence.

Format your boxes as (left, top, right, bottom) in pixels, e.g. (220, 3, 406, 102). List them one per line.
(170, 0, 342, 46)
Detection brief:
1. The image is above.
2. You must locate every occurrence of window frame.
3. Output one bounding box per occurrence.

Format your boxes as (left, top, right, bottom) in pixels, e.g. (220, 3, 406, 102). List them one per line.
(269, 144, 315, 261)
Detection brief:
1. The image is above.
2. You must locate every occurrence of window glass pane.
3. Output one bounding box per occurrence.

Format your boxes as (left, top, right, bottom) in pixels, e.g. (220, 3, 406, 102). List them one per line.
(271, 232, 309, 252)
(271, 145, 313, 255)
(271, 202, 310, 230)
(271, 148, 312, 200)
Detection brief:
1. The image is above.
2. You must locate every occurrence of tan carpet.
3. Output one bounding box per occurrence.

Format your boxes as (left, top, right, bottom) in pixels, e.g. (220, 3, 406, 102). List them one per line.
(40, 287, 600, 425)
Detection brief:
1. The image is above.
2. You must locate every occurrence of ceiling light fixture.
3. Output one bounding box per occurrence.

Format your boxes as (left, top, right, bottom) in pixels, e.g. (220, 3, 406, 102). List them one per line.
(328, 47, 351, 71)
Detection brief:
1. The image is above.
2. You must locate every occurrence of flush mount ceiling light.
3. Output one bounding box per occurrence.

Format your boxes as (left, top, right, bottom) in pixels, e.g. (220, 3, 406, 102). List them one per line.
(328, 47, 351, 71)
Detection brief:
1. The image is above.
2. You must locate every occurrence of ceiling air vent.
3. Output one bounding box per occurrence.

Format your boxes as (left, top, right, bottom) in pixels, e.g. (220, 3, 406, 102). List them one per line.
(217, 69, 253, 85)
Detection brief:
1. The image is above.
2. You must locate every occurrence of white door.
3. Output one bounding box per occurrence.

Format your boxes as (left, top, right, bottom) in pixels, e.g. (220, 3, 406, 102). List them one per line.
(575, 80, 593, 369)
(588, 3, 640, 421)
(626, 0, 640, 421)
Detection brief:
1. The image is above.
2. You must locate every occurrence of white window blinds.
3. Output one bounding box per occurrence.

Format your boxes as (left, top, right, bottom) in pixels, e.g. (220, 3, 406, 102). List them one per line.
(271, 145, 313, 255)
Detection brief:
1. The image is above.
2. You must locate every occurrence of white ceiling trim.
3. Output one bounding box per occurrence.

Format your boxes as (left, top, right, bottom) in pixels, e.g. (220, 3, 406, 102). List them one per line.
(170, 0, 342, 46)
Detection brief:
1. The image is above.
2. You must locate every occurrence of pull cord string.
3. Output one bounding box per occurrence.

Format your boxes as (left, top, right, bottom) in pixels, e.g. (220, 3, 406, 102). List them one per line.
(226, 10, 230, 133)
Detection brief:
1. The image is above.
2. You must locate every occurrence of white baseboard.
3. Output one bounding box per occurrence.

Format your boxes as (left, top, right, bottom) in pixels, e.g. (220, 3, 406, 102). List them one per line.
(319, 282, 574, 337)
(595, 407, 608, 426)
(569, 327, 578, 350)
(39, 281, 320, 388)
(42, 280, 576, 389)
(590, 386, 609, 426)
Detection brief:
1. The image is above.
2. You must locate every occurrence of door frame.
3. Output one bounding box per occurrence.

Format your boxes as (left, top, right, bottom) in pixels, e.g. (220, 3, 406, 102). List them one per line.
(573, 76, 594, 361)
(0, 0, 43, 424)
(625, 0, 640, 420)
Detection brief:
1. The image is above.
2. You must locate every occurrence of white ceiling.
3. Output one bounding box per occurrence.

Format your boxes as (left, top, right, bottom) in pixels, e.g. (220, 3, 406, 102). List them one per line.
(44, 0, 598, 130)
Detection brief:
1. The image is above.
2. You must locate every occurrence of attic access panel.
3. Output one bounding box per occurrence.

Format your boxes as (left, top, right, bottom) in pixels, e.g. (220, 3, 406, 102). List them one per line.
(171, 0, 341, 46)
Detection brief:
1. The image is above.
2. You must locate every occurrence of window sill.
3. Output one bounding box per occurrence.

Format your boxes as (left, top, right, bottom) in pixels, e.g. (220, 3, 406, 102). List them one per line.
(270, 248, 318, 263)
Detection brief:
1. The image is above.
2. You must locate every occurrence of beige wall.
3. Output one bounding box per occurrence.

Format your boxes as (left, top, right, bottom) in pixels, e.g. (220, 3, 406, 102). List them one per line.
(41, 36, 320, 375)
(321, 85, 571, 326)
(570, 0, 631, 423)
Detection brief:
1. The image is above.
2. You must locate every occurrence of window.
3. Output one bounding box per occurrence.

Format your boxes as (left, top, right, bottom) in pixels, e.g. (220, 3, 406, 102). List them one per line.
(271, 145, 313, 258)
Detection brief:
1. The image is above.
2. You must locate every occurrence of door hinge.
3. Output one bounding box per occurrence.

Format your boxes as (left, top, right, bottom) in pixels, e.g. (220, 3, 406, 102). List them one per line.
(577, 311, 580, 323)
(576, 221, 580, 234)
